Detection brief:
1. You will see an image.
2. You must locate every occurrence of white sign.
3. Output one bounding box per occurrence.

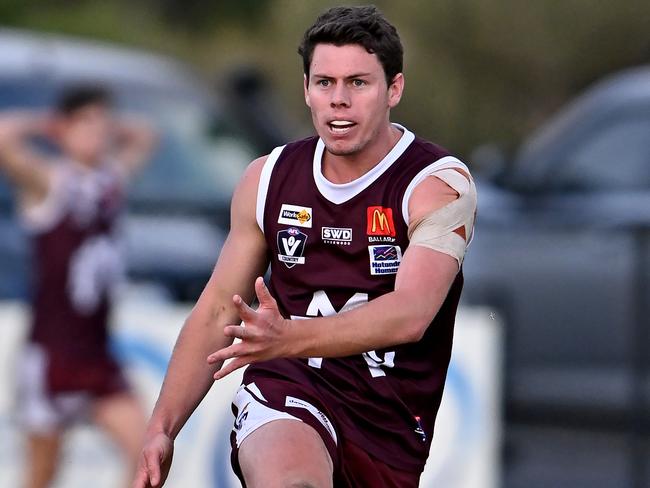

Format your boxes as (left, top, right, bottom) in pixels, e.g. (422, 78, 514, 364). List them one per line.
(0, 301, 501, 488)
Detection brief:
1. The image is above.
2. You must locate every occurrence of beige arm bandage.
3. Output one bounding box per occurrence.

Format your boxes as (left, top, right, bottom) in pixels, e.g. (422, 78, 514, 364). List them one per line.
(407, 167, 477, 267)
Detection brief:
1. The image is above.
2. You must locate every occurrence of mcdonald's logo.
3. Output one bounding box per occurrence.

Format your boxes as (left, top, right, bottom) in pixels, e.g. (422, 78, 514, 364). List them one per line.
(366, 206, 396, 237)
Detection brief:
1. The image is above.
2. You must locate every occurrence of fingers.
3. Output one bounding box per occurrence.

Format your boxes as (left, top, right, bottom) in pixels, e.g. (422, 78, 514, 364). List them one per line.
(132, 468, 151, 488)
(255, 277, 276, 307)
(206, 343, 251, 380)
(145, 450, 161, 486)
(232, 278, 277, 323)
(233, 294, 256, 321)
(207, 342, 245, 364)
(213, 356, 250, 381)
(223, 324, 248, 340)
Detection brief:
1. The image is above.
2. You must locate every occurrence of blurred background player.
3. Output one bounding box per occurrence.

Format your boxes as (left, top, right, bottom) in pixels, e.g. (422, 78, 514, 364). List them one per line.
(0, 85, 157, 488)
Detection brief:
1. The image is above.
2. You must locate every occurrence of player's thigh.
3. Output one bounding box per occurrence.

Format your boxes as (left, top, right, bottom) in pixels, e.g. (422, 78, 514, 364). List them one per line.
(238, 419, 334, 488)
(92, 392, 145, 459)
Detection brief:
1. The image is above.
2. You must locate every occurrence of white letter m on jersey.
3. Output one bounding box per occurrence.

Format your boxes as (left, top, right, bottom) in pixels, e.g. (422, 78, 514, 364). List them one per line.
(291, 291, 395, 377)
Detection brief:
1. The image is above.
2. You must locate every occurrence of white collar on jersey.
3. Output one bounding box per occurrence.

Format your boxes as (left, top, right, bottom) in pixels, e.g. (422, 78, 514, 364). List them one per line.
(313, 123, 415, 205)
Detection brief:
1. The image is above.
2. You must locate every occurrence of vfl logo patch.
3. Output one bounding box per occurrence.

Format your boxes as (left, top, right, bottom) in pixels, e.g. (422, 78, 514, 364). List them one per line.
(321, 227, 352, 246)
(368, 245, 402, 275)
(278, 204, 312, 228)
(277, 227, 307, 268)
(366, 206, 396, 242)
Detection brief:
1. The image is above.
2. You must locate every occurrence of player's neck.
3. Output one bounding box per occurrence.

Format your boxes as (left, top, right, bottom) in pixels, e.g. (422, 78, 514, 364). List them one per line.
(322, 124, 402, 184)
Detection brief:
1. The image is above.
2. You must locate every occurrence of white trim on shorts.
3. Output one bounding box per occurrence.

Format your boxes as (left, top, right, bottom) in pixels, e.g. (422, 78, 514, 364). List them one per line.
(15, 344, 90, 434)
(232, 382, 299, 448)
(231, 382, 338, 448)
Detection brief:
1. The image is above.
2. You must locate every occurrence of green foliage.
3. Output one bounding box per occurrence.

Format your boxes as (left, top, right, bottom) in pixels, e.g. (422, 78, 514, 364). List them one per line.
(153, 0, 271, 33)
(0, 0, 28, 23)
(3, 0, 649, 158)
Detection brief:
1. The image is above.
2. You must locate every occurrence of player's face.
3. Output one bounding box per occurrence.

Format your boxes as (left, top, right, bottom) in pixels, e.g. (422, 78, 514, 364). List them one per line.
(304, 43, 403, 159)
(58, 103, 112, 166)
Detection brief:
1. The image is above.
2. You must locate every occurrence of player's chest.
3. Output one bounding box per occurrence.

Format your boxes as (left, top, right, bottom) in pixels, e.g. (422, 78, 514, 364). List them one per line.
(267, 198, 408, 278)
(63, 171, 124, 229)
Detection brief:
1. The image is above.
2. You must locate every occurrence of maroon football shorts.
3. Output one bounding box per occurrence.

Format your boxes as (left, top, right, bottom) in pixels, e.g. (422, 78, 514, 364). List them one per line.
(15, 342, 129, 433)
(229, 377, 421, 488)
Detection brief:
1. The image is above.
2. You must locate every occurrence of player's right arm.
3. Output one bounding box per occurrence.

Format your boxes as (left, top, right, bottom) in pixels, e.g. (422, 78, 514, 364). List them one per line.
(133, 156, 270, 488)
(0, 112, 52, 202)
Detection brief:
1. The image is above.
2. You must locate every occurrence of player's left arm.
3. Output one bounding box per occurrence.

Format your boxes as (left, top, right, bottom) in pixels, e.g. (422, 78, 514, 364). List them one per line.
(112, 115, 158, 177)
(209, 168, 476, 380)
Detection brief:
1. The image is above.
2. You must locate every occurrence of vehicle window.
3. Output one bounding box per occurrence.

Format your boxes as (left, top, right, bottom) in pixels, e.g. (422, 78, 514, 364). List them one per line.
(0, 80, 57, 204)
(0, 79, 57, 108)
(554, 114, 650, 191)
(0, 178, 12, 206)
(118, 87, 255, 204)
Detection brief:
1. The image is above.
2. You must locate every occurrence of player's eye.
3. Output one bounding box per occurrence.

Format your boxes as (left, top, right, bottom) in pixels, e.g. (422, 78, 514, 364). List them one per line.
(352, 79, 366, 87)
(316, 79, 331, 87)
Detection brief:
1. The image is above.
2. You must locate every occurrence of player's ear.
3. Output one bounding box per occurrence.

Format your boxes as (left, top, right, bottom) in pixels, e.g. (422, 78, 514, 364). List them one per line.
(388, 73, 404, 108)
(304, 74, 311, 108)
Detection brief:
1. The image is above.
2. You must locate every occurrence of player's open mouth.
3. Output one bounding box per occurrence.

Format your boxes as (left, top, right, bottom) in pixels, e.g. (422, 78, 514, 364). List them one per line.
(328, 120, 357, 134)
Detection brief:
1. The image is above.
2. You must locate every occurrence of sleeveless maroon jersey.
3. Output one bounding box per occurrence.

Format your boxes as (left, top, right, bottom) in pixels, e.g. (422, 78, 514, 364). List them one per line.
(244, 125, 467, 471)
(22, 161, 125, 366)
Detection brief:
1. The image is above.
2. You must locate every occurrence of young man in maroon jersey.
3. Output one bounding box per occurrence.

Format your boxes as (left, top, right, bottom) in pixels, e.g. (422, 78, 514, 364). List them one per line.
(0, 86, 156, 488)
(134, 5, 476, 488)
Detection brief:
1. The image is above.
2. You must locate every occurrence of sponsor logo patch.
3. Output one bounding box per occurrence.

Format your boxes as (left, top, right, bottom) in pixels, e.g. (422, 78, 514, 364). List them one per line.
(368, 235, 397, 243)
(367, 206, 395, 236)
(368, 245, 402, 275)
(366, 206, 396, 242)
(285, 396, 338, 444)
(277, 227, 307, 268)
(321, 226, 352, 245)
(234, 402, 250, 431)
(278, 204, 313, 228)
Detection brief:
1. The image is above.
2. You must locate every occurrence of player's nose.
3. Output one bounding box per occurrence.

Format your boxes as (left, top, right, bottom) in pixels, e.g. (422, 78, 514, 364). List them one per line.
(330, 84, 350, 108)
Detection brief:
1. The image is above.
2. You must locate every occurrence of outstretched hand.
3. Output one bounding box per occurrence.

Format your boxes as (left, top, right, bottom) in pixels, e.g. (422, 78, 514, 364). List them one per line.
(132, 432, 174, 488)
(207, 277, 290, 380)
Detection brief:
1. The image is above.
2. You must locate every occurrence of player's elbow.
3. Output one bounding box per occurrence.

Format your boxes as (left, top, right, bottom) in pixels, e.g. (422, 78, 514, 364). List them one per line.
(390, 293, 437, 343)
(402, 314, 432, 343)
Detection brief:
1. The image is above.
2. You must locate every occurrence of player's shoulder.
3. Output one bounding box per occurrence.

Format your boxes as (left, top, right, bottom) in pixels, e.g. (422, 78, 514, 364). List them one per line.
(246, 135, 321, 187)
(404, 134, 475, 215)
(273, 135, 319, 169)
(407, 135, 472, 178)
(247, 154, 269, 174)
(248, 135, 319, 170)
(409, 135, 454, 162)
(234, 155, 268, 202)
(278, 134, 319, 150)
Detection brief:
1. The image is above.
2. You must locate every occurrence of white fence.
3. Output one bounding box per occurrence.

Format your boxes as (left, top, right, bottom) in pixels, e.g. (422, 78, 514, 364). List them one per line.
(0, 300, 501, 488)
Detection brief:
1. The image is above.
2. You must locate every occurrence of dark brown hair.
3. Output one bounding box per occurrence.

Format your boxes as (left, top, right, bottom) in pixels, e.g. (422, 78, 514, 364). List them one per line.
(56, 84, 112, 116)
(298, 5, 403, 86)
